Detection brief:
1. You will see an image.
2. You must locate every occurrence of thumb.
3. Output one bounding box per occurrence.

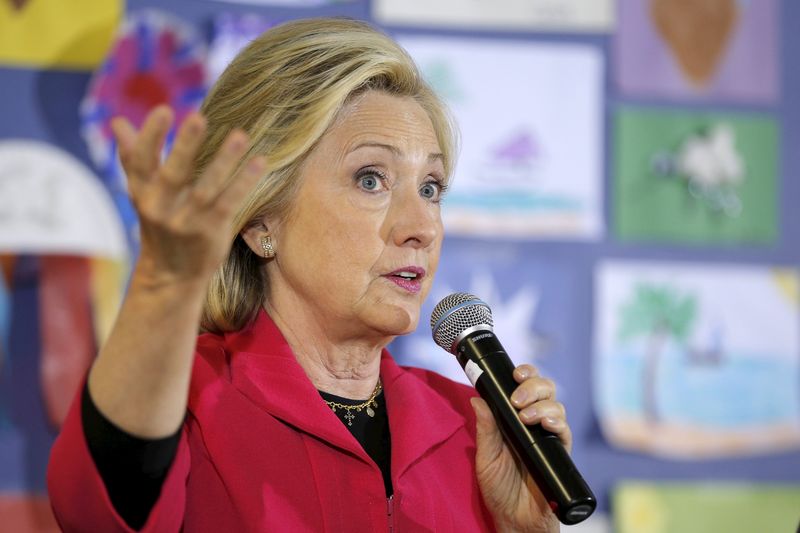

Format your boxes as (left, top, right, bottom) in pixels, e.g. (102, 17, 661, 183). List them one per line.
(470, 397, 505, 454)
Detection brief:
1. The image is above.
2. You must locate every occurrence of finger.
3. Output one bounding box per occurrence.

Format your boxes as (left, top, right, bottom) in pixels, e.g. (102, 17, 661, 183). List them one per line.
(213, 155, 266, 216)
(518, 399, 566, 425)
(513, 364, 539, 382)
(160, 112, 207, 187)
(188, 129, 249, 205)
(131, 105, 174, 178)
(510, 376, 556, 408)
(541, 414, 573, 453)
(110, 116, 137, 158)
(110, 116, 139, 179)
(518, 400, 572, 452)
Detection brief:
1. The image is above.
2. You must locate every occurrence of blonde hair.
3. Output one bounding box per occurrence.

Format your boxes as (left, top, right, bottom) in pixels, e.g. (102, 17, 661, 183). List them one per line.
(197, 17, 457, 333)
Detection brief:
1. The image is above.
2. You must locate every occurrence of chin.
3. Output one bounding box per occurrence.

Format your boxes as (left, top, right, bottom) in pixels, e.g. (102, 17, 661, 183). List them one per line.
(365, 302, 420, 338)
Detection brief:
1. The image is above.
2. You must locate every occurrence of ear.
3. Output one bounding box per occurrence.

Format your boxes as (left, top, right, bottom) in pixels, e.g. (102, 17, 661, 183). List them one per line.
(240, 222, 269, 257)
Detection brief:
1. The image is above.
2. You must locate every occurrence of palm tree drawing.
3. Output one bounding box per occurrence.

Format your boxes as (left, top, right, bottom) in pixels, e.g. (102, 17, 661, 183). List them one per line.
(618, 283, 697, 423)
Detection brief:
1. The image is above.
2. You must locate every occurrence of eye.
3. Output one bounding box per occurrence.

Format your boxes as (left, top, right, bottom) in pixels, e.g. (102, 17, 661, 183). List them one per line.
(419, 179, 446, 202)
(355, 168, 387, 192)
(359, 175, 379, 191)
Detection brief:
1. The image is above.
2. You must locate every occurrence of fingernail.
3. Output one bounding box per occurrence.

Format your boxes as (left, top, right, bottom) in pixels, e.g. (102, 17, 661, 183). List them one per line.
(155, 109, 170, 126)
(511, 389, 527, 406)
(516, 367, 531, 379)
(520, 408, 537, 422)
(544, 417, 559, 426)
(247, 158, 264, 173)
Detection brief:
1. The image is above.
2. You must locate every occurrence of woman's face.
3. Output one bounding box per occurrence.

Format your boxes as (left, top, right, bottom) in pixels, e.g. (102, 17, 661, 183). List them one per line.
(265, 91, 446, 342)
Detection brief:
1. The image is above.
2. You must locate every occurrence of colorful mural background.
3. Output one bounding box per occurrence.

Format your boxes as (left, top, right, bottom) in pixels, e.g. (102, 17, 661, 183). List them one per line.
(1, 0, 799, 531)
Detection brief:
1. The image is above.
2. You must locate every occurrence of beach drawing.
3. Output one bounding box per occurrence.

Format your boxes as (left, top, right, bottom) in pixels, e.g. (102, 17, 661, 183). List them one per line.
(595, 261, 800, 458)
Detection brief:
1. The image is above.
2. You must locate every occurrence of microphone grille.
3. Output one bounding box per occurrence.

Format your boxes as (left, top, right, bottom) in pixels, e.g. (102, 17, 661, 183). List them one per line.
(430, 293, 493, 352)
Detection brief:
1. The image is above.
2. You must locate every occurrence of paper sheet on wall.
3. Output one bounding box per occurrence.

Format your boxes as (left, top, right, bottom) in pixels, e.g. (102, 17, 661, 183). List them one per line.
(0, 141, 129, 428)
(594, 260, 800, 459)
(0, 142, 128, 524)
(614, 108, 778, 245)
(614, 482, 800, 533)
(399, 36, 604, 239)
(615, 0, 779, 103)
(0, 0, 122, 69)
(81, 9, 208, 255)
(391, 240, 581, 406)
(208, 13, 275, 84)
(207, 0, 353, 5)
(0, 141, 127, 259)
(375, 0, 614, 32)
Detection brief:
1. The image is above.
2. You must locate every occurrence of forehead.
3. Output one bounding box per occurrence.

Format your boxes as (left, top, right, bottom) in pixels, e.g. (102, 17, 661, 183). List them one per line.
(325, 91, 441, 152)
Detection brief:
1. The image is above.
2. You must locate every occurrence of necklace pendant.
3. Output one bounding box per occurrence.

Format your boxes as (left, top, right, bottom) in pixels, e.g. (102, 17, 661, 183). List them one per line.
(344, 410, 355, 426)
(366, 406, 375, 417)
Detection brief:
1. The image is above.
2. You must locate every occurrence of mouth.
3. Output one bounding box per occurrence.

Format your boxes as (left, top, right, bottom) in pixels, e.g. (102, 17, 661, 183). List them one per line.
(383, 266, 426, 294)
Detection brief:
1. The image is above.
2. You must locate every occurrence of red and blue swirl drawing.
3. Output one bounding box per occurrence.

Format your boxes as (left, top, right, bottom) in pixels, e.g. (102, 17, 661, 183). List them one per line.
(81, 9, 208, 255)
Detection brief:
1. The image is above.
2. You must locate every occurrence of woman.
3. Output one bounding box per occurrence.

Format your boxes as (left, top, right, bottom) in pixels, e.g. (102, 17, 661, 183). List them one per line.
(48, 18, 571, 532)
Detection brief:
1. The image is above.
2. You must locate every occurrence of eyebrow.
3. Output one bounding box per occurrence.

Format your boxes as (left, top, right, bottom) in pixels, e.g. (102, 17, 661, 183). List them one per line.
(350, 142, 444, 163)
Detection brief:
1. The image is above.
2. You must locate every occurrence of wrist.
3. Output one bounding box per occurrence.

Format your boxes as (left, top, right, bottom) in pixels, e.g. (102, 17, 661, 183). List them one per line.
(130, 259, 212, 294)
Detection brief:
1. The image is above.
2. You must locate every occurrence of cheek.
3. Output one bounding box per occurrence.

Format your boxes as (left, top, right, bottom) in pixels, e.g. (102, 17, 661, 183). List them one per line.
(429, 226, 444, 271)
(330, 212, 387, 264)
(300, 214, 385, 294)
(421, 241, 443, 297)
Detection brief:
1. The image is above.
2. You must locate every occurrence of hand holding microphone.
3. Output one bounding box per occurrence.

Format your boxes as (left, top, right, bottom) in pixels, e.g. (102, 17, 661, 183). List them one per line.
(431, 293, 596, 527)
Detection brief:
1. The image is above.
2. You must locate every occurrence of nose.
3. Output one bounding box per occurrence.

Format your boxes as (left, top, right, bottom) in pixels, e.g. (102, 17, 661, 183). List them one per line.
(385, 185, 441, 249)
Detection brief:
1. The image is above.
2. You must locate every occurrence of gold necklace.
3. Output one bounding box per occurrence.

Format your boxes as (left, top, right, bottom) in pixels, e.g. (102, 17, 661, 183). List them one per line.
(324, 380, 383, 427)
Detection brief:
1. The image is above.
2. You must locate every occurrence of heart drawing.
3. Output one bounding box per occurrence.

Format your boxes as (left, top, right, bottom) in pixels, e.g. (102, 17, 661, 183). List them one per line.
(650, 0, 740, 87)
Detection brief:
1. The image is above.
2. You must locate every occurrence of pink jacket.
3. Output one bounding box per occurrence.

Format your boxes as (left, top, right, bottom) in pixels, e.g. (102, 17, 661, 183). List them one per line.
(48, 310, 496, 532)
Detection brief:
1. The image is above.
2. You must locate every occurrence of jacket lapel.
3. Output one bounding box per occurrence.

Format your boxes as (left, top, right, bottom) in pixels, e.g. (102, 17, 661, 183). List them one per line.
(224, 311, 369, 461)
(222, 309, 468, 478)
(381, 352, 468, 479)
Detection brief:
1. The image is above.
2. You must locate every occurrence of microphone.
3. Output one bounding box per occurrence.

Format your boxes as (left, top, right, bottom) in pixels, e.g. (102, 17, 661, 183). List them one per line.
(430, 293, 596, 525)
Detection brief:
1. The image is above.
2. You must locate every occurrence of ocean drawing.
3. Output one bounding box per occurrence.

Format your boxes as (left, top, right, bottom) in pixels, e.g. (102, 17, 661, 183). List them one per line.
(595, 261, 800, 458)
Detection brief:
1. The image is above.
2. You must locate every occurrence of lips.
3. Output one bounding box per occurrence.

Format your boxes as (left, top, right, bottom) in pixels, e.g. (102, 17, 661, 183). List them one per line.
(383, 266, 426, 293)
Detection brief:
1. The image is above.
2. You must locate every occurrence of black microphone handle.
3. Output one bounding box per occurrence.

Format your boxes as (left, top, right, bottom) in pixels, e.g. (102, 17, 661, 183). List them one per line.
(456, 328, 596, 525)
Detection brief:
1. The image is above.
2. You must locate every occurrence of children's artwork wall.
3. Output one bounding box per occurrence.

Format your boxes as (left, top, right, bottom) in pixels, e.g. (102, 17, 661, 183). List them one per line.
(1, 1, 799, 531)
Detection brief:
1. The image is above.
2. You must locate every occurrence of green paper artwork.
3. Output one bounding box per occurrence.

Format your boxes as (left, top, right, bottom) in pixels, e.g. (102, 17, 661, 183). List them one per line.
(614, 108, 778, 244)
(614, 482, 800, 533)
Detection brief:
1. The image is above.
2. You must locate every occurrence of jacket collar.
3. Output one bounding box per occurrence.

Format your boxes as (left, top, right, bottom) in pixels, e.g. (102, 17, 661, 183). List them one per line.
(223, 309, 467, 477)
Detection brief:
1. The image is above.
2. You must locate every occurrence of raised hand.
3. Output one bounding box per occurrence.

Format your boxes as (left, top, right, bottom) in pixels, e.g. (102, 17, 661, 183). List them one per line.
(111, 105, 265, 288)
(86, 106, 266, 439)
(472, 364, 571, 533)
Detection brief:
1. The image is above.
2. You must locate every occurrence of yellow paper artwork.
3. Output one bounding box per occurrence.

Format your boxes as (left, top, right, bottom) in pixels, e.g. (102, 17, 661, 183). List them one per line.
(0, 0, 122, 69)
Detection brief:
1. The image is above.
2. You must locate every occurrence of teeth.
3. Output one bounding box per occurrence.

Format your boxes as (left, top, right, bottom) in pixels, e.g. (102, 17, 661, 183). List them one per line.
(396, 271, 417, 279)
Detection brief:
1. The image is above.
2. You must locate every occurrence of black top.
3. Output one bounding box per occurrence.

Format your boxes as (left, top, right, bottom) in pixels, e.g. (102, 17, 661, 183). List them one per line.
(318, 388, 393, 497)
(82, 381, 392, 530)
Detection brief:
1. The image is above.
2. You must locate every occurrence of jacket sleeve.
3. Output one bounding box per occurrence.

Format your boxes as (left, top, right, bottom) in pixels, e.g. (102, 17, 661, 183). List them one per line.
(47, 381, 191, 533)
